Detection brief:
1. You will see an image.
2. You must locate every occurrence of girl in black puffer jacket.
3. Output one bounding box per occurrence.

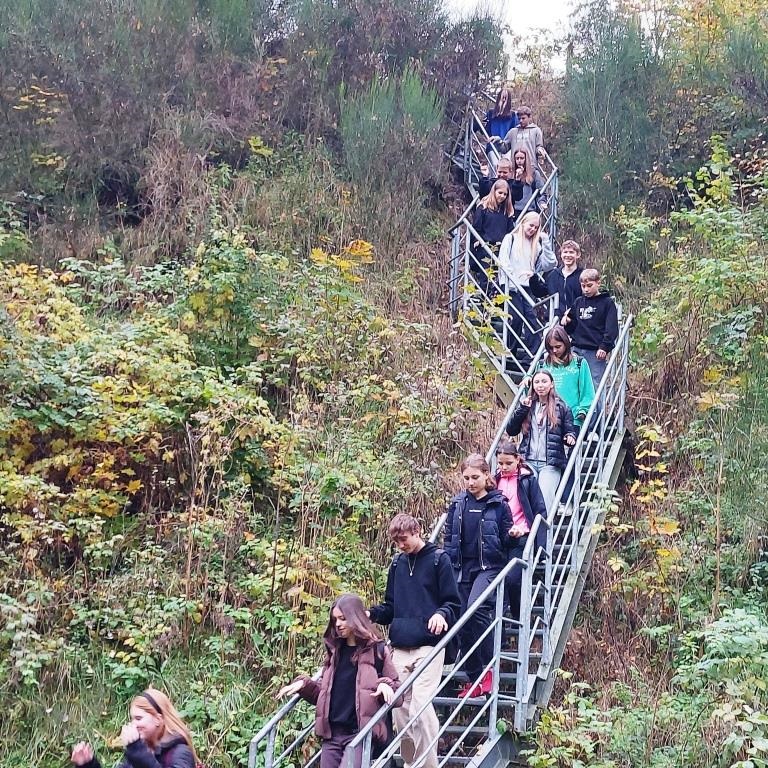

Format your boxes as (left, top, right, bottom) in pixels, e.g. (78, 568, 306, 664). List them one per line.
(505, 370, 576, 514)
(444, 454, 512, 698)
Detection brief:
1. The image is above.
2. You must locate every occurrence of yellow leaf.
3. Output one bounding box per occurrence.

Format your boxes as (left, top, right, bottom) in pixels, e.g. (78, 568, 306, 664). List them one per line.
(650, 516, 680, 536)
(125, 479, 143, 494)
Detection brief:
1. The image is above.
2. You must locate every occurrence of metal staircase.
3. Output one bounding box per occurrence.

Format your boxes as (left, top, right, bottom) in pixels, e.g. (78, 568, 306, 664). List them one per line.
(247, 95, 632, 768)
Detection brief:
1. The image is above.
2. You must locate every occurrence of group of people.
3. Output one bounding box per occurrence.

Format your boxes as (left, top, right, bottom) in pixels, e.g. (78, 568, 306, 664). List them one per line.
(278, 295, 618, 765)
(68, 90, 620, 768)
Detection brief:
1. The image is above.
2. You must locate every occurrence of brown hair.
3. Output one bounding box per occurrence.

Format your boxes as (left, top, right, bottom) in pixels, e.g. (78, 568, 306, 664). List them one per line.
(580, 268, 600, 283)
(494, 86, 514, 118)
(459, 453, 496, 490)
(544, 326, 573, 366)
(323, 593, 380, 651)
(521, 370, 560, 434)
(496, 439, 520, 457)
(388, 513, 421, 538)
(512, 148, 534, 186)
(131, 688, 198, 760)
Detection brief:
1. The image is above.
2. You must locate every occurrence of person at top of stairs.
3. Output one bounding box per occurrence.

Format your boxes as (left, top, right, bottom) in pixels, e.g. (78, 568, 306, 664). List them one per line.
(488, 105, 546, 169)
(278, 593, 403, 768)
(444, 454, 513, 698)
(369, 514, 460, 768)
(484, 86, 518, 144)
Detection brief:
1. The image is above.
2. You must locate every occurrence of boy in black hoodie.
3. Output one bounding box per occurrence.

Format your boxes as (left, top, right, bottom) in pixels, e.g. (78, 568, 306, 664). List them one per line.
(561, 268, 619, 391)
(369, 515, 460, 768)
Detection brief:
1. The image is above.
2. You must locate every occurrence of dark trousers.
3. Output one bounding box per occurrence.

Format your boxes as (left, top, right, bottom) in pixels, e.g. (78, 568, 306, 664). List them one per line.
(322, 728, 391, 768)
(505, 538, 527, 622)
(458, 568, 500, 679)
(507, 291, 540, 364)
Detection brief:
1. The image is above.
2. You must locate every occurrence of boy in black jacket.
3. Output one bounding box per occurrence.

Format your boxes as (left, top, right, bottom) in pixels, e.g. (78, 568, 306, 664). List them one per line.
(562, 268, 619, 391)
(369, 515, 460, 768)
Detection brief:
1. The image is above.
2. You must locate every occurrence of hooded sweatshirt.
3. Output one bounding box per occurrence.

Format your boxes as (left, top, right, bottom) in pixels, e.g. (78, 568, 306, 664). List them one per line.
(497, 123, 544, 163)
(539, 354, 596, 427)
(564, 291, 619, 353)
(368, 541, 461, 649)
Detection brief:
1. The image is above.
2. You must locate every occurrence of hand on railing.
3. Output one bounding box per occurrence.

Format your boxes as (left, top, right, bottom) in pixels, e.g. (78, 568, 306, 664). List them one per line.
(373, 683, 395, 704)
(277, 679, 304, 698)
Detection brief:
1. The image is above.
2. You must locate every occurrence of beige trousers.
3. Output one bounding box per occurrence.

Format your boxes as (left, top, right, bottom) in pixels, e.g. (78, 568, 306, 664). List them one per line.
(392, 645, 445, 768)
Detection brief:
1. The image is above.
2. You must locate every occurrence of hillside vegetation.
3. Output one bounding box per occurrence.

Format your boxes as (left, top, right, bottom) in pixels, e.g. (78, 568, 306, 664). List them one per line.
(1, 0, 767, 766)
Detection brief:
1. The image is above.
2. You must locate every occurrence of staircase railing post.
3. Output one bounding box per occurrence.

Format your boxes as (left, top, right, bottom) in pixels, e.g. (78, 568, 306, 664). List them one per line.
(489, 578, 505, 740)
(515, 559, 533, 731)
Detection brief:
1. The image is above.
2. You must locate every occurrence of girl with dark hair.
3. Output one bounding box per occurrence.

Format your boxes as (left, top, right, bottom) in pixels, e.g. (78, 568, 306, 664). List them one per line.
(505, 371, 576, 512)
(444, 454, 512, 698)
(495, 440, 547, 623)
(509, 148, 547, 222)
(71, 688, 198, 768)
(540, 326, 595, 430)
(485, 87, 517, 140)
(278, 593, 401, 768)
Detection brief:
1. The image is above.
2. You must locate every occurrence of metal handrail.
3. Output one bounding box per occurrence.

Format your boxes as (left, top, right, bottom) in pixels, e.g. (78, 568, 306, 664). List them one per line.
(248, 93, 630, 768)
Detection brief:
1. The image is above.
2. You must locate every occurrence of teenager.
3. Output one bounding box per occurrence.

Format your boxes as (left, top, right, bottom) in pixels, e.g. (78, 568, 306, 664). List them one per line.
(369, 515, 460, 768)
(546, 240, 584, 318)
(278, 593, 401, 768)
(505, 370, 576, 512)
(508, 148, 547, 222)
(498, 212, 557, 364)
(561, 268, 620, 391)
(495, 440, 547, 623)
(444, 454, 512, 698)
(470, 180, 515, 295)
(71, 688, 198, 768)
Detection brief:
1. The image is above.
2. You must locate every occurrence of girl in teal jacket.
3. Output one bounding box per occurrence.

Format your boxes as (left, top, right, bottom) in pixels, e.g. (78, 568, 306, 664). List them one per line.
(539, 326, 595, 430)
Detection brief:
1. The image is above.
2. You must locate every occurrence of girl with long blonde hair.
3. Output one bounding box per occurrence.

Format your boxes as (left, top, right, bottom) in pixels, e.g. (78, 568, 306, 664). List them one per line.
(71, 687, 198, 768)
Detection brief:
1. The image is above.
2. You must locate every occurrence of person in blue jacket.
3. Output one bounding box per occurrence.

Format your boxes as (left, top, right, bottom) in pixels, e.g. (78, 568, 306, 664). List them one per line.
(444, 454, 512, 698)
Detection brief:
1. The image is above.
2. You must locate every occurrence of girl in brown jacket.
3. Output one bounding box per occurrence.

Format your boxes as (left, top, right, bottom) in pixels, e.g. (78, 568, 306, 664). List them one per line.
(278, 593, 402, 768)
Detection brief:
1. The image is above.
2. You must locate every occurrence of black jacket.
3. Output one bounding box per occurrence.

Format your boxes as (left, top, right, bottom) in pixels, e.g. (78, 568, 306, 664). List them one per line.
(444, 489, 512, 571)
(472, 206, 514, 247)
(83, 735, 195, 768)
(563, 291, 619, 353)
(505, 398, 575, 470)
(546, 267, 583, 316)
(369, 542, 461, 648)
(496, 466, 548, 555)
